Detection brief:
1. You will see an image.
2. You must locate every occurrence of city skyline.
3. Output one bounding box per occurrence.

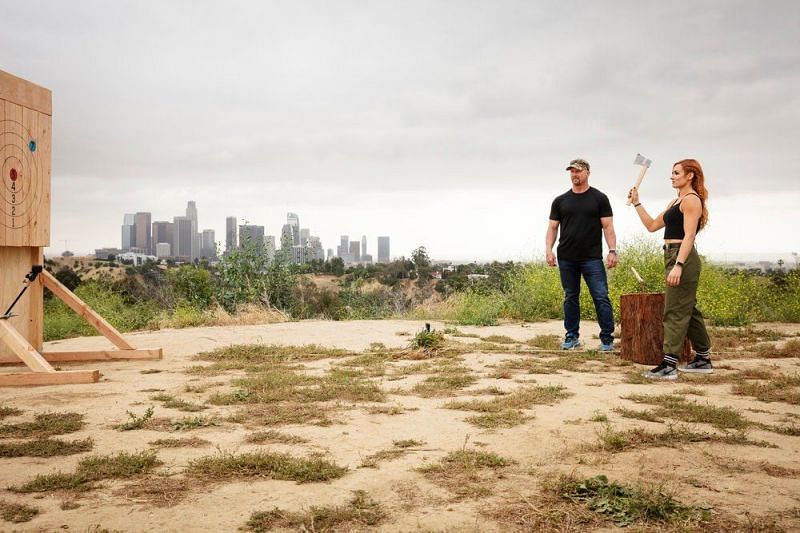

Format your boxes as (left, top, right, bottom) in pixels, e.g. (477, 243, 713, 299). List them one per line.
(111, 201, 392, 265)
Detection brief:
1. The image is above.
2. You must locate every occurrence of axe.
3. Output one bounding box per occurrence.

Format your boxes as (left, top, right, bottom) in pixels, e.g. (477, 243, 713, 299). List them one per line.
(626, 153, 652, 206)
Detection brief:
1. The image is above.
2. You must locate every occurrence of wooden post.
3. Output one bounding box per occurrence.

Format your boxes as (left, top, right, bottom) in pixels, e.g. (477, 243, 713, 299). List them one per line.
(620, 293, 691, 365)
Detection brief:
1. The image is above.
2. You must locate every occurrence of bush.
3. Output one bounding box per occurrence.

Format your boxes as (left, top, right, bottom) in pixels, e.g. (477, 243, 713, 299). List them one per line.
(451, 290, 507, 326)
(170, 266, 214, 309)
(44, 280, 161, 341)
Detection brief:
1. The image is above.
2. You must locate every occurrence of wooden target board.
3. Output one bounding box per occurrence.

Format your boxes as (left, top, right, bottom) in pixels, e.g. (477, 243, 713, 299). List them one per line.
(0, 70, 51, 361)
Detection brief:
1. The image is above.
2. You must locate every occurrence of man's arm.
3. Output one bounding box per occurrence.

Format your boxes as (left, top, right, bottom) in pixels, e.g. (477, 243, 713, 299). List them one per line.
(601, 216, 617, 268)
(545, 219, 559, 267)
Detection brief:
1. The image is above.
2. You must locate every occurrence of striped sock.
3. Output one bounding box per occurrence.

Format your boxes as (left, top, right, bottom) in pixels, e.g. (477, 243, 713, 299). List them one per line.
(663, 354, 679, 367)
(694, 349, 711, 361)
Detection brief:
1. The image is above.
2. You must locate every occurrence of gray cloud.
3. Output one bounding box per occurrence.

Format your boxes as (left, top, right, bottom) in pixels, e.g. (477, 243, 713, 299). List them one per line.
(2, 0, 799, 256)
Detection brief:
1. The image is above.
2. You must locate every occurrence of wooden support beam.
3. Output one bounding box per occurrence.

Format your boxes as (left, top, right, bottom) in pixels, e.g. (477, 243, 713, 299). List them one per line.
(40, 348, 163, 362)
(41, 270, 135, 350)
(0, 369, 100, 387)
(0, 319, 54, 372)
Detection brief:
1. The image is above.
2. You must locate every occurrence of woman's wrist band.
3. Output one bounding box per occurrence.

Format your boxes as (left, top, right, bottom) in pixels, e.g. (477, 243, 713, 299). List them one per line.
(633, 203, 641, 207)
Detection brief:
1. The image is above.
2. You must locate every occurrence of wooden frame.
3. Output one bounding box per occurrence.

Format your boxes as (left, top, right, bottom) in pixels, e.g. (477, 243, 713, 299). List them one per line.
(0, 271, 163, 386)
(0, 69, 162, 386)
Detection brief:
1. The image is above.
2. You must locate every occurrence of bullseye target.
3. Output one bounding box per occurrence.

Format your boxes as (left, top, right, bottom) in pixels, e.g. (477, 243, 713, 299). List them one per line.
(1, 119, 45, 233)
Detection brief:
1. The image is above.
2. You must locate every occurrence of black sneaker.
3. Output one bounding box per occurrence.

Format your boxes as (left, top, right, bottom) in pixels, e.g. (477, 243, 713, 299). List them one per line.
(643, 362, 678, 381)
(680, 356, 713, 374)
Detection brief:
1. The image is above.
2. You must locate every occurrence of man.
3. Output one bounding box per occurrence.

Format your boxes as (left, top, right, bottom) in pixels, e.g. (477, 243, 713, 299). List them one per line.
(545, 158, 617, 351)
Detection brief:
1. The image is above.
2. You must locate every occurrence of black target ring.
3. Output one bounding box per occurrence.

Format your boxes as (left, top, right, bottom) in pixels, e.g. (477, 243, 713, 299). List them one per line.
(0, 120, 44, 230)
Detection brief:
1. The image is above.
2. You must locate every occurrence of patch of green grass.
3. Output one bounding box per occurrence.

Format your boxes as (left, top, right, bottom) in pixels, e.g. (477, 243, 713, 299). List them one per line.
(149, 394, 207, 412)
(622, 393, 752, 430)
(393, 439, 425, 448)
(0, 407, 22, 420)
(244, 490, 385, 532)
(480, 335, 518, 344)
(245, 430, 309, 445)
(148, 437, 211, 448)
(189, 344, 355, 375)
(409, 327, 446, 351)
(360, 449, 405, 468)
(445, 385, 573, 416)
(0, 437, 93, 458)
(418, 449, 514, 499)
(186, 451, 347, 483)
(210, 367, 384, 405)
(169, 416, 218, 431)
(732, 374, 800, 405)
(0, 500, 39, 523)
(591, 424, 774, 453)
(229, 403, 336, 427)
(11, 450, 162, 493)
(493, 352, 631, 375)
(115, 407, 155, 431)
(589, 411, 609, 422)
(559, 474, 710, 527)
(443, 327, 479, 338)
(526, 334, 561, 350)
(466, 409, 530, 429)
(612, 407, 663, 423)
(0, 412, 84, 439)
(411, 369, 478, 397)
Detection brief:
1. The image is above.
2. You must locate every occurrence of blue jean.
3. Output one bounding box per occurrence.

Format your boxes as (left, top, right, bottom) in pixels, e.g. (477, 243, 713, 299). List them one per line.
(558, 258, 614, 345)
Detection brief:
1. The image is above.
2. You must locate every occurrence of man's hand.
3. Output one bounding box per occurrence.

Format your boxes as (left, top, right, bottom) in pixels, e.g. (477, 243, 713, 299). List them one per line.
(606, 252, 618, 269)
(546, 250, 556, 267)
(667, 265, 682, 287)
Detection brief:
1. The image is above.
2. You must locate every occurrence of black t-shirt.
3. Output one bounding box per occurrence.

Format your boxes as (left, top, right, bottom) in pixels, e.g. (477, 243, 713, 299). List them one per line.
(549, 187, 613, 261)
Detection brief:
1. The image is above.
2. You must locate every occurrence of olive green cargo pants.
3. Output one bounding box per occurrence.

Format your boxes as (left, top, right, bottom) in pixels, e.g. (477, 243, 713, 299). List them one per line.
(663, 245, 711, 356)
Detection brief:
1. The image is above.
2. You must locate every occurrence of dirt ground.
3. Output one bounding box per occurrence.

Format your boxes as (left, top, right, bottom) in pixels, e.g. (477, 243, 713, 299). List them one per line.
(1, 319, 799, 532)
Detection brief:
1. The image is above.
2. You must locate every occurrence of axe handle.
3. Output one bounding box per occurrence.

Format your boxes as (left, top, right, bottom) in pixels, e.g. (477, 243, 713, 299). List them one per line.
(626, 165, 649, 205)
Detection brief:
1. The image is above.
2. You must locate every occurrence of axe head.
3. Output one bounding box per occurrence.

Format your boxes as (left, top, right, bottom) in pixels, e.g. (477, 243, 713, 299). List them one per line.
(634, 153, 652, 167)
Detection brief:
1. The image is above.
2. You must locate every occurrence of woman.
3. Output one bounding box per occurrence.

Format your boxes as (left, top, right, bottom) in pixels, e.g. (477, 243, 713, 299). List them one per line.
(628, 159, 712, 380)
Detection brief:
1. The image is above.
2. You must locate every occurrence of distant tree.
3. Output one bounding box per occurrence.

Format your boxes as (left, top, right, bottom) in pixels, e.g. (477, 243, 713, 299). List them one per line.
(412, 246, 432, 286)
(55, 266, 81, 292)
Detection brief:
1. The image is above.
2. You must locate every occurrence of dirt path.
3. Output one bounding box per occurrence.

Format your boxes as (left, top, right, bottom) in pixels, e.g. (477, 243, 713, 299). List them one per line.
(1, 320, 799, 532)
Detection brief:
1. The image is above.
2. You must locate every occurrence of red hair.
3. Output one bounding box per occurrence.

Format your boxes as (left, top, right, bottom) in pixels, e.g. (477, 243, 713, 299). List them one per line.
(674, 159, 709, 230)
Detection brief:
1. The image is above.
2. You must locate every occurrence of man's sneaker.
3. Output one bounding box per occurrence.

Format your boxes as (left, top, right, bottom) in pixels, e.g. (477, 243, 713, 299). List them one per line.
(680, 357, 713, 374)
(599, 342, 614, 352)
(561, 337, 583, 350)
(643, 362, 678, 381)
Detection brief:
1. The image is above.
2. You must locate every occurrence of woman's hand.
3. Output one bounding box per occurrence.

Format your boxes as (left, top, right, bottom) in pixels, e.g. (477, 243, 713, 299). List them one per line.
(667, 265, 682, 287)
(628, 187, 640, 205)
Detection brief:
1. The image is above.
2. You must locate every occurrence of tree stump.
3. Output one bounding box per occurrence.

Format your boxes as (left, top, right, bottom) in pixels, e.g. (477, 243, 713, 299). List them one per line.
(620, 293, 691, 365)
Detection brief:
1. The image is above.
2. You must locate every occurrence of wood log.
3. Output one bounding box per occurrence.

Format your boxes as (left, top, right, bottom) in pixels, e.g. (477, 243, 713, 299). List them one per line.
(620, 293, 691, 365)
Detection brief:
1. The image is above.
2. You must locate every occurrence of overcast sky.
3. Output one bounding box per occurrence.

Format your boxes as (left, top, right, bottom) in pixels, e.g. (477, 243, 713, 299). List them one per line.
(3, 0, 799, 262)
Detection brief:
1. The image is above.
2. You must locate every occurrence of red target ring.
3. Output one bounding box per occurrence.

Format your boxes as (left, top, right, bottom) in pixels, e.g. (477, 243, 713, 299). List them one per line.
(9, 168, 17, 181)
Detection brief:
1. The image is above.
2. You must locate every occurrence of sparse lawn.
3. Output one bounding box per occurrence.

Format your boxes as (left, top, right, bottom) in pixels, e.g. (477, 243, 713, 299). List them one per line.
(418, 449, 515, 499)
(0, 437, 93, 458)
(0, 412, 84, 439)
(244, 490, 385, 532)
(186, 451, 347, 483)
(11, 450, 162, 493)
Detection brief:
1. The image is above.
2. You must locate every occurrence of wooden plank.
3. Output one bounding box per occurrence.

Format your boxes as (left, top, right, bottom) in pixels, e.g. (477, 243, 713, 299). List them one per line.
(41, 270, 136, 350)
(0, 70, 52, 115)
(0, 248, 35, 359)
(29, 248, 44, 351)
(0, 319, 54, 372)
(39, 348, 163, 362)
(0, 369, 100, 387)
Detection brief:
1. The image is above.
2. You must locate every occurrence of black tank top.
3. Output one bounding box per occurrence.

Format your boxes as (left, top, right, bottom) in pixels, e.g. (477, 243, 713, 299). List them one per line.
(663, 193, 701, 240)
